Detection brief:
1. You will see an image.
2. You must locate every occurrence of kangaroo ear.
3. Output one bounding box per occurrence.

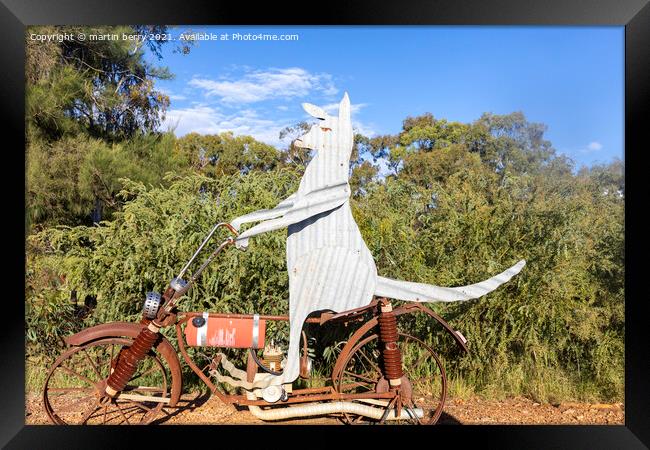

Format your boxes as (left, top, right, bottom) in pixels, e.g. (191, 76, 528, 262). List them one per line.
(338, 92, 351, 125)
(302, 103, 327, 120)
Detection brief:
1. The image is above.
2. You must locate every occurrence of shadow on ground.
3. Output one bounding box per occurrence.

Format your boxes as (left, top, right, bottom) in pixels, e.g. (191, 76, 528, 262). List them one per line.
(152, 390, 212, 424)
(154, 390, 465, 425)
(437, 411, 463, 425)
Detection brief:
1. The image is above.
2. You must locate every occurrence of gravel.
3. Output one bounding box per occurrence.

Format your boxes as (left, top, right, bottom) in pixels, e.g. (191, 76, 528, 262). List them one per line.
(26, 392, 624, 426)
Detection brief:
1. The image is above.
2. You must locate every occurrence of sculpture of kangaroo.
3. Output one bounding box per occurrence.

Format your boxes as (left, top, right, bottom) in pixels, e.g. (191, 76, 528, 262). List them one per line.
(230, 93, 525, 388)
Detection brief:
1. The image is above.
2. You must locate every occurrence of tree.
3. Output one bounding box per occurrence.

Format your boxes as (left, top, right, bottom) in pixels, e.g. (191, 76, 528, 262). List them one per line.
(175, 132, 283, 177)
(360, 111, 571, 181)
(27, 132, 186, 227)
(279, 121, 312, 167)
(472, 112, 559, 175)
(26, 25, 191, 228)
(27, 25, 176, 142)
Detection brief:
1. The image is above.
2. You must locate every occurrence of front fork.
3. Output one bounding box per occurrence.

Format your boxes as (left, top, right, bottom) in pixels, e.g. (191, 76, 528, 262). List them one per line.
(103, 288, 176, 398)
(377, 298, 406, 418)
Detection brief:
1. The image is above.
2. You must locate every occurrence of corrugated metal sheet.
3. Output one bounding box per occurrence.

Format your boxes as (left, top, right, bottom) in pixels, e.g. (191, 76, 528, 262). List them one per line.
(230, 93, 525, 389)
(375, 260, 526, 302)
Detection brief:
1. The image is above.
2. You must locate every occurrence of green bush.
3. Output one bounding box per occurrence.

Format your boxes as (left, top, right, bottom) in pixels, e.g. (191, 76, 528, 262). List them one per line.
(26, 155, 623, 402)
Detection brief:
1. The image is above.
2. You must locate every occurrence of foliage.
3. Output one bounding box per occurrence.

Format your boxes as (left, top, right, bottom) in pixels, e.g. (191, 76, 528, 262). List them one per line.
(25, 25, 191, 230)
(174, 132, 284, 176)
(279, 121, 313, 167)
(26, 150, 624, 401)
(26, 170, 300, 347)
(362, 111, 560, 180)
(27, 132, 186, 227)
(351, 151, 624, 401)
(26, 25, 174, 142)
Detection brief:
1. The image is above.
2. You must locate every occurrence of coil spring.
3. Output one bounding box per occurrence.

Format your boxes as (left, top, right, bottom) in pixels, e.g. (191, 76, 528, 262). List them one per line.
(378, 309, 403, 381)
(106, 327, 159, 393)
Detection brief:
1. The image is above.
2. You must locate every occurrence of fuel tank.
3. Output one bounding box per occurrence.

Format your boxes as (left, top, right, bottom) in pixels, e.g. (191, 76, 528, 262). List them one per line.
(185, 313, 266, 349)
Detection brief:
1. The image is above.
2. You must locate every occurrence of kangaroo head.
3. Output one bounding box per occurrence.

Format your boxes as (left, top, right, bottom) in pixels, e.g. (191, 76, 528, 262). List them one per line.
(294, 92, 353, 157)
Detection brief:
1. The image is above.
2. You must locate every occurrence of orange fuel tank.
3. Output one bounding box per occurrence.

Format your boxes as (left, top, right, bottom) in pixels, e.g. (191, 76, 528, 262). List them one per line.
(184, 314, 266, 349)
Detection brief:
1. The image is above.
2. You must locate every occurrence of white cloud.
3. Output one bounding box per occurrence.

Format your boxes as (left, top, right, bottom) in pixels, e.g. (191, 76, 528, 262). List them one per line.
(575, 141, 604, 154)
(162, 105, 291, 147)
(161, 73, 379, 148)
(157, 87, 187, 102)
(352, 120, 377, 138)
(189, 67, 338, 103)
(162, 103, 377, 147)
(586, 141, 603, 152)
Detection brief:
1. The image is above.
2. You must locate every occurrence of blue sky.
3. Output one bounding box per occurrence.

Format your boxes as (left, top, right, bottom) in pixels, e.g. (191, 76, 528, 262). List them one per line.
(150, 26, 624, 169)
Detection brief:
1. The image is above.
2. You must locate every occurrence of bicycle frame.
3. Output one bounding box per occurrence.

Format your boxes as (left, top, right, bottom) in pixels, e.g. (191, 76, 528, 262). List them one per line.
(172, 300, 386, 407)
(165, 295, 467, 407)
(50, 221, 470, 424)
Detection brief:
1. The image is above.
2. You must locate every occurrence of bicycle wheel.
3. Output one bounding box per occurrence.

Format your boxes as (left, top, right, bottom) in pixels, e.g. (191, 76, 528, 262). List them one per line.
(333, 332, 447, 425)
(43, 337, 169, 425)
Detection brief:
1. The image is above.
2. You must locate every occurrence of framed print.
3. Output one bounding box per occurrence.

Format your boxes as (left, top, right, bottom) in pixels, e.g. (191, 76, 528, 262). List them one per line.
(3, 0, 648, 447)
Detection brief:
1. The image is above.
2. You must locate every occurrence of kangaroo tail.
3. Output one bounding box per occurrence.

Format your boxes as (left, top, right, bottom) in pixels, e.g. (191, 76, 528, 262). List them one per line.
(374, 260, 526, 303)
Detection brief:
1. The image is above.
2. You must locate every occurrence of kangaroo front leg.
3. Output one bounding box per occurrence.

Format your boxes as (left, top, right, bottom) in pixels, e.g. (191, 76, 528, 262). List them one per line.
(230, 193, 297, 232)
(234, 183, 350, 250)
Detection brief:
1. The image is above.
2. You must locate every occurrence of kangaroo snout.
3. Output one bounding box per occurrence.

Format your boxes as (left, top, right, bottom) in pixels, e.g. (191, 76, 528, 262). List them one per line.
(294, 125, 324, 150)
(293, 137, 308, 149)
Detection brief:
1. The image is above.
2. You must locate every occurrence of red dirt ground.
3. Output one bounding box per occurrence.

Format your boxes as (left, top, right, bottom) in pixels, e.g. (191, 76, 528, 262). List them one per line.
(26, 392, 624, 426)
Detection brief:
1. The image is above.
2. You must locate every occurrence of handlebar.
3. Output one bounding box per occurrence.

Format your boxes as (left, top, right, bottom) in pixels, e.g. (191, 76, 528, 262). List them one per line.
(162, 222, 239, 310)
(176, 222, 238, 281)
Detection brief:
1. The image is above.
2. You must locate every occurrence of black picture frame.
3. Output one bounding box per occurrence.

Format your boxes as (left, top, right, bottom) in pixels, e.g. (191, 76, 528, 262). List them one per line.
(4, 0, 648, 447)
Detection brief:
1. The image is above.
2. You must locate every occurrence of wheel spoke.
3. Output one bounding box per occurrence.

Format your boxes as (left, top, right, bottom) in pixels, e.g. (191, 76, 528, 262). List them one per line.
(343, 370, 377, 385)
(82, 349, 102, 379)
(44, 337, 170, 425)
(114, 402, 132, 425)
(357, 348, 381, 374)
(342, 380, 371, 391)
(47, 387, 94, 393)
(126, 400, 152, 412)
(55, 394, 95, 413)
(129, 364, 158, 382)
(108, 344, 115, 375)
(58, 365, 96, 387)
(334, 330, 447, 426)
(80, 400, 100, 424)
(102, 406, 126, 423)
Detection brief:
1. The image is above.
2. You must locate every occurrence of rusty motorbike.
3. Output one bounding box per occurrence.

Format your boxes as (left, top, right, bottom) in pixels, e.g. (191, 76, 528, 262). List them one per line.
(42, 222, 469, 425)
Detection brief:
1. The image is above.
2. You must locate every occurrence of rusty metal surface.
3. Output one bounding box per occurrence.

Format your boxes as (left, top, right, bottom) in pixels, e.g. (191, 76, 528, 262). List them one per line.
(180, 310, 337, 324)
(47, 93, 528, 425)
(299, 330, 310, 379)
(175, 317, 224, 402)
(394, 303, 470, 353)
(333, 328, 449, 425)
(106, 326, 159, 394)
(61, 321, 182, 407)
(43, 337, 170, 424)
(377, 301, 403, 384)
(173, 298, 468, 418)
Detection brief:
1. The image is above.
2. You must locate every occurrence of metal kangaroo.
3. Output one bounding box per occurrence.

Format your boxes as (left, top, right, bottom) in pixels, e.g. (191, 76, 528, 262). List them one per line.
(230, 92, 526, 388)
